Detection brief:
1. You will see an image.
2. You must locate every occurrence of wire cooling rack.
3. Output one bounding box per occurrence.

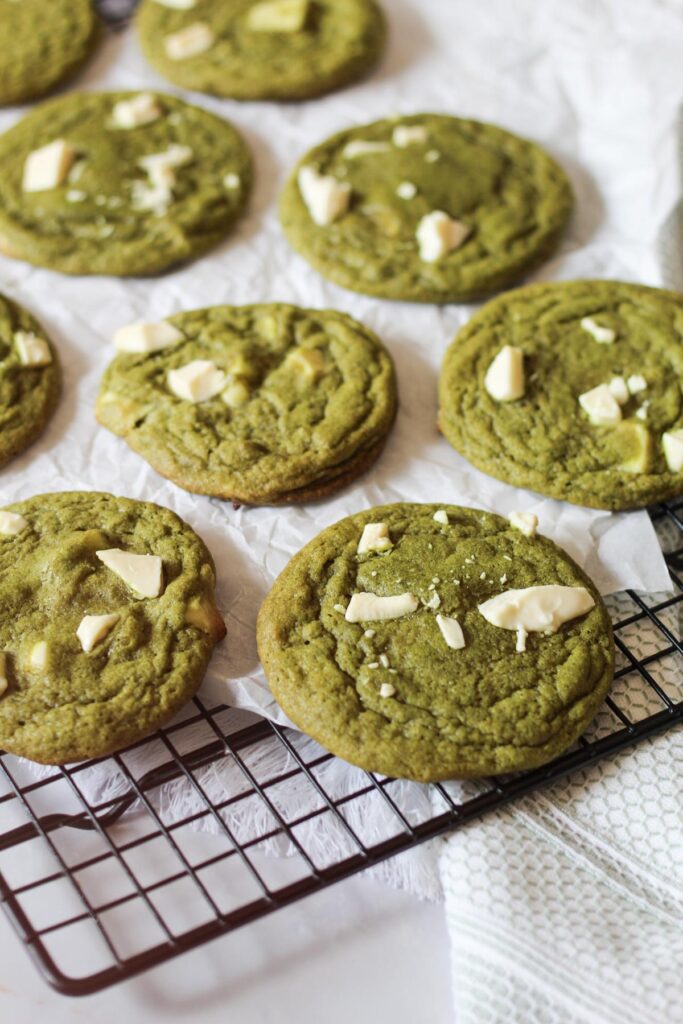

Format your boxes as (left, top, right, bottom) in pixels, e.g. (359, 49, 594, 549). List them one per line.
(1, 499, 682, 996)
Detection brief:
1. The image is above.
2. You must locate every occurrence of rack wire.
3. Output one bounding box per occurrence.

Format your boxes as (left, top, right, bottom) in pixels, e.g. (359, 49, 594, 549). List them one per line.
(1, 498, 682, 996)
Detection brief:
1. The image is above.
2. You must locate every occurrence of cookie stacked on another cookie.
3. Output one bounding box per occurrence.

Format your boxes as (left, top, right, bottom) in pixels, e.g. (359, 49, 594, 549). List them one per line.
(96, 303, 398, 505)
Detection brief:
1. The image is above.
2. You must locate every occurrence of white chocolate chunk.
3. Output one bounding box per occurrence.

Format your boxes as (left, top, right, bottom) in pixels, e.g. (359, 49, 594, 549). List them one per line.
(153, 0, 197, 7)
(222, 380, 250, 408)
(662, 429, 683, 472)
(114, 321, 184, 353)
(379, 682, 396, 698)
(111, 93, 161, 130)
(76, 614, 120, 653)
(478, 585, 595, 634)
(424, 591, 441, 610)
(168, 360, 227, 402)
(509, 511, 538, 538)
(0, 511, 27, 535)
(425, 150, 441, 163)
(23, 139, 76, 192)
(484, 345, 525, 402)
(357, 523, 393, 555)
(298, 166, 351, 226)
(96, 549, 163, 598)
(396, 181, 417, 200)
(0, 652, 7, 698)
(393, 125, 428, 147)
(436, 614, 465, 650)
(133, 144, 193, 215)
(379, 653, 389, 668)
(164, 22, 215, 59)
(516, 626, 528, 652)
(29, 640, 49, 672)
(286, 347, 326, 381)
(581, 317, 616, 345)
(433, 510, 449, 525)
(417, 211, 469, 262)
(342, 140, 391, 159)
(578, 384, 623, 426)
(608, 376, 629, 405)
(345, 592, 418, 623)
(66, 189, 86, 203)
(636, 401, 650, 422)
(14, 331, 51, 366)
(627, 374, 647, 395)
(223, 173, 240, 189)
(247, 0, 309, 31)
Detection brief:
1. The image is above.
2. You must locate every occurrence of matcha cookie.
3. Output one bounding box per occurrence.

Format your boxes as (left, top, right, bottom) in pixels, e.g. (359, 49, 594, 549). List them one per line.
(0, 491, 225, 764)
(136, 0, 386, 101)
(0, 91, 252, 276)
(257, 503, 613, 781)
(96, 303, 397, 506)
(439, 280, 683, 510)
(279, 114, 573, 304)
(0, 0, 100, 107)
(0, 293, 60, 468)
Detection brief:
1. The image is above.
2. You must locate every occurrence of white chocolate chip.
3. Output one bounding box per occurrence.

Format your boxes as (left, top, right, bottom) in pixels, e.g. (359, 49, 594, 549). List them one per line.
(578, 383, 622, 426)
(424, 591, 441, 610)
(478, 585, 595, 634)
(662, 429, 683, 472)
(333, 603, 347, 614)
(608, 376, 629, 405)
(627, 374, 648, 395)
(345, 592, 418, 623)
(417, 211, 469, 262)
(0, 510, 27, 535)
(433, 510, 449, 525)
(29, 640, 49, 672)
(368, 662, 379, 669)
(342, 140, 391, 159)
(66, 189, 86, 203)
(133, 144, 194, 216)
(223, 173, 241, 189)
(76, 614, 120, 653)
(500, 574, 507, 585)
(581, 317, 616, 345)
(484, 346, 525, 402)
(379, 682, 396, 698)
(516, 626, 528, 652)
(396, 181, 417, 200)
(23, 139, 76, 192)
(436, 614, 465, 650)
(298, 166, 351, 226)
(285, 347, 326, 382)
(425, 150, 441, 163)
(357, 523, 393, 555)
(164, 22, 215, 60)
(114, 321, 184, 353)
(636, 401, 650, 421)
(96, 549, 164, 599)
(247, 0, 309, 31)
(111, 93, 161, 130)
(364, 629, 376, 638)
(14, 331, 51, 367)
(393, 125, 428, 147)
(379, 654, 390, 668)
(168, 360, 227, 402)
(509, 511, 538, 538)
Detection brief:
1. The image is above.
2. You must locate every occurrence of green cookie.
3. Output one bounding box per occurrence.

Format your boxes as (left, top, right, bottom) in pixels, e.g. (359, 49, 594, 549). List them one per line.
(96, 303, 398, 506)
(439, 280, 683, 510)
(0, 492, 226, 765)
(0, 91, 252, 276)
(136, 0, 386, 101)
(0, 293, 60, 468)
(0, 0, 100, 106)
(279, 114, 573, 304)
(257, 503, 614, 781)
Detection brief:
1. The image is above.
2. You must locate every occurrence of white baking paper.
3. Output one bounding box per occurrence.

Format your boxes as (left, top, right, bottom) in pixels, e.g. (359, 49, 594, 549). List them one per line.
(0, 4, 674, 726)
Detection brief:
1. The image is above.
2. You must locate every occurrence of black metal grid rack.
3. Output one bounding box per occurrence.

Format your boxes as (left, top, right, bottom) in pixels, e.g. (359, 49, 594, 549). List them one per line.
(1, 499, 682, 997)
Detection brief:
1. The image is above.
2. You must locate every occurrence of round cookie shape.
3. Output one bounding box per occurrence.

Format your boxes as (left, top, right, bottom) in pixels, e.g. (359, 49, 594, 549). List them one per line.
(279, 114, 573, 304)
(0, 293, 60, 468)
(0, 91, 252, 276)
(439, 280, 683, 510)
(0, 0, 100, 106)
(257, 503, 613, 781)
(0, 492, 226, 764)
(135, 0, 386, 102)
(96, 303, 398, 506)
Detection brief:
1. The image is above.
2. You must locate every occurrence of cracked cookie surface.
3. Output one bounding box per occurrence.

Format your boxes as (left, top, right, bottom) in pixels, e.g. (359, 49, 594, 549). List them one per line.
(0, 91, 251, 276)
(0, 492, 225, 764)
(439, 280, 683, 509)
(97, 303, 398, 506)
(257, 503, 613, 781)
(136, 0, 386, 101)
(280, 114, 573, 303)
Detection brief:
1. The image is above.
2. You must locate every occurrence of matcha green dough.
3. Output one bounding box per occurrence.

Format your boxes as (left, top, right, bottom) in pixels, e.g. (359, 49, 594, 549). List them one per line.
(0, 91, 252, 276)
(97, 303, 398, 506)
(439, 280, 683, 510)
(257, 504, 613, 781)
(279, 114, 573, 304)
(0, 492, 226, 765)
(0, 0, 100, 106)
(136, 0, 386, 101)
(0, 293, 60, 468)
